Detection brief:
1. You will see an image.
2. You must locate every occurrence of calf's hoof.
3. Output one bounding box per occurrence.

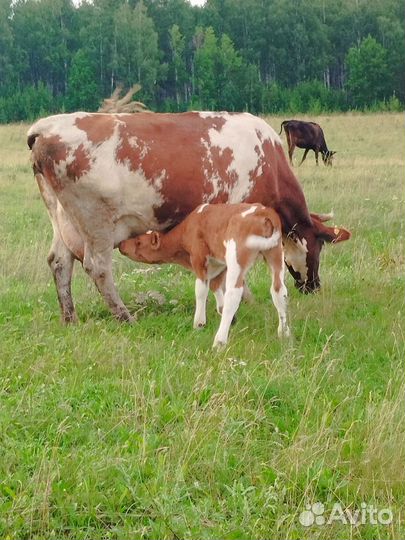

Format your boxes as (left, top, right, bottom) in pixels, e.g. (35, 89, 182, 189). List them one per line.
(213, 337, 227, 349)
(193, 321, 206, 330)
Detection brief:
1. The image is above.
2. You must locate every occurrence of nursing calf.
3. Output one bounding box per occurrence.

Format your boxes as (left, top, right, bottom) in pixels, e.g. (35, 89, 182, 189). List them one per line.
(119, 203, 289, 347)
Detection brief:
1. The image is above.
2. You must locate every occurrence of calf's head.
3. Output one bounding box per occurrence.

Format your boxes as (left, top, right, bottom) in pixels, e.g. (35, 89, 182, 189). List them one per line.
(283, 212, 351, 293)
(119, 231, 163, 263)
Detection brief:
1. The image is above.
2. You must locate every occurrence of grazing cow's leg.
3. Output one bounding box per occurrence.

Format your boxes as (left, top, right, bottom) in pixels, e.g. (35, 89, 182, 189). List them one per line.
(213, 240, 247, 347)
(35, 174, 77, 323)
(315, 149, 320, 166)
(83, 242, 133, 322)
(194, 278, 209, 328)
(48, 234, 77, 324)
(299, 148, 309, 166)
(285, 131, 295, 166)
(288, 143, 295, 166)
(262, 247, 290, 338)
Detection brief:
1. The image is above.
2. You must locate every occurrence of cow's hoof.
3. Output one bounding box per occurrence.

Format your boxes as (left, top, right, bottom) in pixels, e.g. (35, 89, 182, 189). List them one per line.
(117, 311, 136, 323)
(62, 312, 78, 324)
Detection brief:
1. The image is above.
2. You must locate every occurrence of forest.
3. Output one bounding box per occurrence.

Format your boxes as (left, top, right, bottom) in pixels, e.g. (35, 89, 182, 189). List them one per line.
(0, 0, 404, 122)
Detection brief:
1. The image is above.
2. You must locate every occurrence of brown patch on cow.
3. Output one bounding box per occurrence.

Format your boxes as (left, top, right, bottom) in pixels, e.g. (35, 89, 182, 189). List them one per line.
(75, 114, 115, 144)
(66, 144, 91, 181)
(111, 112, 228, 226)
(31, 134, 68, 192)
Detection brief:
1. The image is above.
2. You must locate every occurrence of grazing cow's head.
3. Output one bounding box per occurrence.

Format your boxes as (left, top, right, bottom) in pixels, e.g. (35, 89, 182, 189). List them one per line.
(322, 150, 336, 166)
(283, 212, 351, 293)
(119, 231, 163, 264)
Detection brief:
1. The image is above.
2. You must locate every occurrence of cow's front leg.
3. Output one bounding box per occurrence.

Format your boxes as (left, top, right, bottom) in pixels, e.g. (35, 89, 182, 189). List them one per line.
(83, 243, 133, 322)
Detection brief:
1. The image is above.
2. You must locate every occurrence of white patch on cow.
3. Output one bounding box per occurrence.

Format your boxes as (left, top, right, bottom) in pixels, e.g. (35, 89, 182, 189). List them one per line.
(128, 135, 150, 159)
(28, 112, 91, 143)
(31, 113, 167, 244)
(246, 230, 281, 251)
(197, 203, 209, 214)
(283, 235, 308, 281)
(241, 205, 258, 218)
(197, 112, 281, 203)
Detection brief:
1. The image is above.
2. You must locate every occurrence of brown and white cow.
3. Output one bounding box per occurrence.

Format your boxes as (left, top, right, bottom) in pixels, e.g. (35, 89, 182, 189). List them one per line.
(279, 120, 336, 166)
(27, 111, 350, 323)
(119, 203, 289, 346)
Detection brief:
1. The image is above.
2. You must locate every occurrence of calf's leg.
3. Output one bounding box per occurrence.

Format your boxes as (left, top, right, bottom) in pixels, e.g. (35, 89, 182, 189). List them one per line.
(263, 247, 290, 337)
(213, 241, 247, 347)
(193, 278, 210, 328)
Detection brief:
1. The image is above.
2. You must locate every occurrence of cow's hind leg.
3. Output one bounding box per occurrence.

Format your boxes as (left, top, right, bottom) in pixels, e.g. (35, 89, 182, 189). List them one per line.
(83, 242, 134, 322)
(299, 148, 309, 166)
(48, 233, 77, 323)
(35, 173, 77, 323)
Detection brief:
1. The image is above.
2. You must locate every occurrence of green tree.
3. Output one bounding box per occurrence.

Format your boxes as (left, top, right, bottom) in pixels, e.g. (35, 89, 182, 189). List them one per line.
(66, 49, 100, 111)
(113, 1, 160, 102)
(169, 24, 187, 107)
(0, 0, 14, 90)
(194, 26, 218, 109)
(346, 35, 392, 108)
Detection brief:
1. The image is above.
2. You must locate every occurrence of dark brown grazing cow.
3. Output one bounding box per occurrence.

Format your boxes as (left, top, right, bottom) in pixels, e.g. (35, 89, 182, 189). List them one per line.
(279, 120, 336, 166)
(27, 111, 350, 323)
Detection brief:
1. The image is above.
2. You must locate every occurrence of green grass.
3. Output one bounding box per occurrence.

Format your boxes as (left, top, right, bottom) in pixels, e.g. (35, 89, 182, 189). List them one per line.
(0, 113, 404, 539)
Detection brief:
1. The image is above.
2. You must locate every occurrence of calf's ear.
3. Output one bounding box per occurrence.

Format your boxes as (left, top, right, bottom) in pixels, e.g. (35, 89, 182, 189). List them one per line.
(151, 231, 161, 250)
(315, 222, 351, 243)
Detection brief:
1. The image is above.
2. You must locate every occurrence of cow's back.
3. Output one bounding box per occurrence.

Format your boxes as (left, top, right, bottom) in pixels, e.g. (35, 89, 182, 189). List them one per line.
(28, 111, 308, 242)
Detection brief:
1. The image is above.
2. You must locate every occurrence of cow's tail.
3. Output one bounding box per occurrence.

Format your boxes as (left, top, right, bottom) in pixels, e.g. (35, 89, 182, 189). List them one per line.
(27, 132, 39, 150)
(278, 121, 287, 135)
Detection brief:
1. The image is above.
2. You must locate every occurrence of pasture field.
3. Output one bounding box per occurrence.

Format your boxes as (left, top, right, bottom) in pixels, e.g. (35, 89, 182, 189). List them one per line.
(0, 113, 404, 539)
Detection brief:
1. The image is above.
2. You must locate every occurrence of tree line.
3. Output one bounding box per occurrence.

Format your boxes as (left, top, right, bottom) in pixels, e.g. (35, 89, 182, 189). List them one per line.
(0, 0, 403, 122)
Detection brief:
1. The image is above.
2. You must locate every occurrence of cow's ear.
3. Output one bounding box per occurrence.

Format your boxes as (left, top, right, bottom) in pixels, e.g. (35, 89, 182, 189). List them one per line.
(150, 231, 161, 250)
(316, 222, 351, 243)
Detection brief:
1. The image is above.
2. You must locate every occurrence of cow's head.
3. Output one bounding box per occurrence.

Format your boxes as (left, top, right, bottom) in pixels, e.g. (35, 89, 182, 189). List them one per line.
(283, 212, 351, 293)
(322, 150, 336, 166)
(119, 231, 163, 264)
